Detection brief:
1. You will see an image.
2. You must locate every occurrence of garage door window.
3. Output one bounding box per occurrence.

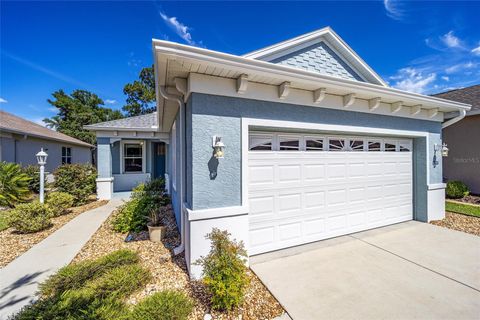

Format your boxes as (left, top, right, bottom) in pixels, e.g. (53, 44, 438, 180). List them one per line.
(350, 140, 364, 151)
(250, 135, 273, 151)
(279, 136, 300, 151)
(306, 138, 324, 151)
(399, 141, 411, 152)
(368, 141, 382, 151)
(328, 138, 346, 151)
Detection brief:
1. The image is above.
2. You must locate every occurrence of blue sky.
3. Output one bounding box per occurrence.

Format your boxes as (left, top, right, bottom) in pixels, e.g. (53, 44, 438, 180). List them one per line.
(1, 1, 479, 125)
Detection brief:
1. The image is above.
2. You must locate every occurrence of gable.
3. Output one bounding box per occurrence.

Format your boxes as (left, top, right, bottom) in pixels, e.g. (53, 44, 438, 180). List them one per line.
(243, 27, 387, 86)
(270, 41, 364, 82)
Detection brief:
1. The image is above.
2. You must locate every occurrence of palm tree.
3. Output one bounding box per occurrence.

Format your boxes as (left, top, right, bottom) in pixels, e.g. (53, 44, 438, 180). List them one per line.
(0, 162, 31, 207)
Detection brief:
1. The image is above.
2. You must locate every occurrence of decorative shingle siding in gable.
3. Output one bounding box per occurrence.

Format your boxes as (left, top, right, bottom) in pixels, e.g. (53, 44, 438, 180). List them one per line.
(271, 42, 364, 82)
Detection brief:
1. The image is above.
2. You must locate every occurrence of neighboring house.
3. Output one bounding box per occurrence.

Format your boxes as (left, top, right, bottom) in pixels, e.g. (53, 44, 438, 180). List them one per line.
(432, 85, 480, 194)
(86, 27, 470, 278)
(0, 110, 92, 173)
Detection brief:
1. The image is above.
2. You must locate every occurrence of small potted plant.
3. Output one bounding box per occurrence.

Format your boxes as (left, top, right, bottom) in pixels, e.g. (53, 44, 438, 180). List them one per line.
(147, 209, 166, 242)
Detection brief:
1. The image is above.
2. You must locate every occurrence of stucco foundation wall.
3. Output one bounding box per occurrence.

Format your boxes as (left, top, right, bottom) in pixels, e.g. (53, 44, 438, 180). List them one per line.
(443, 115, 480, 194)
(188, 93, 442, 211)
(0, 135, 91, 172)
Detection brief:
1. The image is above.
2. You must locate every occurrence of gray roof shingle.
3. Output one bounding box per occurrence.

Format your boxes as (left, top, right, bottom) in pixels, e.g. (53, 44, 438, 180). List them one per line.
(85, 112, 158, 130)
(432, 85, 479, 116)
(0, 111, 92, 147)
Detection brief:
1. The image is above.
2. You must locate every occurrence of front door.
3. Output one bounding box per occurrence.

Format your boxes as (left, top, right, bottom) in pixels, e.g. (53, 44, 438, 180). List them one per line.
(153, 142, 166, 179)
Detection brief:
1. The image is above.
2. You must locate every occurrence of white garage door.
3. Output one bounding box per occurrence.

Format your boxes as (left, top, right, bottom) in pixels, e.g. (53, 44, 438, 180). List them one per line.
(248, 132, 413, 255)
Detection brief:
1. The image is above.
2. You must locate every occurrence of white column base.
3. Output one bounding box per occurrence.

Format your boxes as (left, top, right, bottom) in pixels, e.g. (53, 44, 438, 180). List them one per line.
(185, 206, 249, 280)
(96, 177, 114, 200)
(427, 183, 446, 222)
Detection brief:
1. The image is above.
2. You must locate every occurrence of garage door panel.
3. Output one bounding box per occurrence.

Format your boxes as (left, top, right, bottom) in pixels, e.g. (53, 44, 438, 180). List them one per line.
(248, 134, 413, 255)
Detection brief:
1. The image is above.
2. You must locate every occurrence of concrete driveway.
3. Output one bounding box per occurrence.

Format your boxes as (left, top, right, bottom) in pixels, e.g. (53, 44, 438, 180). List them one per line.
(251, 221, 480, 320)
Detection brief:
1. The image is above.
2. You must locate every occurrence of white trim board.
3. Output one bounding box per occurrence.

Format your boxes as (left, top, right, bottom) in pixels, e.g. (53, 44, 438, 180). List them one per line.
(188, 73, 445, 122)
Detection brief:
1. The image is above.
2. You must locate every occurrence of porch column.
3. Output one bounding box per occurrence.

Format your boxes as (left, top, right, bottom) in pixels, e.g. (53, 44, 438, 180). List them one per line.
(96, 137, 114, 200)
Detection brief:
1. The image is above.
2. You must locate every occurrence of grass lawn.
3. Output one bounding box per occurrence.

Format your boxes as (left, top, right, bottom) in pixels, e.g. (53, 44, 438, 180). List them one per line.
(445, 201, 480, 218)
(0, 210, 9, 231)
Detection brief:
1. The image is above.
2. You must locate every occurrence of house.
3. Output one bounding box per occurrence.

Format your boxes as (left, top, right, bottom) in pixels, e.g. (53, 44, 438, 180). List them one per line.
(86, 27, 470, 278)
(432, 85, 480, 194)
(0, 110, 92, 173)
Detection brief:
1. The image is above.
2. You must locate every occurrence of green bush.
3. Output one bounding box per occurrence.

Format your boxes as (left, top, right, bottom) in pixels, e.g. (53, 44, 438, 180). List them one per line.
(40, 249, 139, 297)
(196, 228, 249, 311)
(53, 164, 97, 205)
(446, 180, 470, 199)
(112, 179, 170, 233)
(46, 191, 75, 217)
(8, 202, 52, 233)
(21, 165, 46, 193)
(130, 290, 194, 320)
(16, 250, 148, 320)
(0, 162, 31, 207)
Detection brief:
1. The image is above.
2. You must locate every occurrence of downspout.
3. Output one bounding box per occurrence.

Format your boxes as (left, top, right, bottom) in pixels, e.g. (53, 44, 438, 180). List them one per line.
(158, 86, 186, 255)
(442, 109, 466, 129)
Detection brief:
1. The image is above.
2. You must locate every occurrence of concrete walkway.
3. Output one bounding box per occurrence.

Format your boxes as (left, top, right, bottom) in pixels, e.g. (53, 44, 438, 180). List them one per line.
(0, 198, 125, 318)
(251, 221, 480, 320)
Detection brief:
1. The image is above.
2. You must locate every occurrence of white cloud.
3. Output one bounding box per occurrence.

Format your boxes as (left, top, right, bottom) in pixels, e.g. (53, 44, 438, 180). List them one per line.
(48, 107, 57, 112)
(159, 11, 196, 46)
(440, 31, 462, 49)
(472, 45, 480, 56)
(441, 76, 450, 81)
(105, 99, 116, 104)
(445, 62, 477, 74)
(383, 0, 405, 21)
(0, 97, 7, 103)
(31, 117, 47, 127)
(390, 67, 437, 94)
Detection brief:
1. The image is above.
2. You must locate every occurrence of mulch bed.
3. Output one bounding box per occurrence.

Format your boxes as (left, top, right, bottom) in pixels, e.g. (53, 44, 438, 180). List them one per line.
(0, 199, 108, 268)
(453, 195, 480, 205)
(72, 205, 285, 320)
(430, 212, 480, 236)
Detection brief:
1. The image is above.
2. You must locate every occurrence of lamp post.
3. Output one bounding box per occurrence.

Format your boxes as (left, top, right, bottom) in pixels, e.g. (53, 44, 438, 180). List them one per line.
(36, 148, 48, 203)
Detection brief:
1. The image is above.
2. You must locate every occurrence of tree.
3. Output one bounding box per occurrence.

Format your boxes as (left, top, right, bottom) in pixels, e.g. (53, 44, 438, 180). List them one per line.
(44, 90, 123, 145)
(122, 66, 156, 116)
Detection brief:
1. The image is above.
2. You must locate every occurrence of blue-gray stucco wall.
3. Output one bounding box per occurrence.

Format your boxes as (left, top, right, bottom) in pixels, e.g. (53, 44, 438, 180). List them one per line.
(187, 93, 442, 217)
(171, 111, 182, 226)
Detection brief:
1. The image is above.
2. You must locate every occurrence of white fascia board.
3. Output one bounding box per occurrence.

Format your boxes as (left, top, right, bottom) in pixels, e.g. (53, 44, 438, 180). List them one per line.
(152, 40, 470, 113)
(189, 73, 445, 122)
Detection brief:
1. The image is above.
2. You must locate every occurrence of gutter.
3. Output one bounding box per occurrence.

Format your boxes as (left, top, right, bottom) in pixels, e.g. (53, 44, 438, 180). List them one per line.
(442, 109, 467, 129)
(158, 86, 186, 256)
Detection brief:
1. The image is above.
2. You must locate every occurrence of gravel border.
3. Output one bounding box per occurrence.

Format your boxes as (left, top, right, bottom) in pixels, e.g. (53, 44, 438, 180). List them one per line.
(73, 205, 285, 320)
(0, 199, 108, 268)
(430, 212, 480, 236)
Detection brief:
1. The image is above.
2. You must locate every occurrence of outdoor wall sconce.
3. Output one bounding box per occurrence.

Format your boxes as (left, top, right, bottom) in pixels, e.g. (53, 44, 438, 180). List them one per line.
(434, 143, 449, 158)
(212, 135, 225, 159)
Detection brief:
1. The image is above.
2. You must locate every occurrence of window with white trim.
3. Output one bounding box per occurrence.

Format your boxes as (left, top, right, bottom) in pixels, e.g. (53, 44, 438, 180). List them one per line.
(399, 141, 412, 152)
(249, 134, 273, 151)
(384, 140, 397, 152)
(349, 139, 364, 151)
(305, 138, 324, 151)
(123, 143, 143, 172)
(279, 136, 300, 151)
(61, 147, 72, 164)
(367, 140, 382, 151)
(328, 138, 346, 151)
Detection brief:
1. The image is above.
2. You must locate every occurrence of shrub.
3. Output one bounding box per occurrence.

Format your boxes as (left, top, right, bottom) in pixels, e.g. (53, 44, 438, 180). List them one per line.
(196, 228, 249, 311)
(112, 178, 169, 233)
(8, 202, 52, 233)
(53, 164, 97, 205)
(0, 162, 31, 207)
(446, 180, 470, 199)
(46, 192, 75, 217)
(17, 250, 148, 320)
(21, 165, 46, 193)
(130, 290, 194, 320)
(40, 249, 139, 297)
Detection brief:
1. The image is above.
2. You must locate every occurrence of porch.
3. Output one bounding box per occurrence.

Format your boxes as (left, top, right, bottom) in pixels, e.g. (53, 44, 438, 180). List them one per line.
(96, 137, 169, 199)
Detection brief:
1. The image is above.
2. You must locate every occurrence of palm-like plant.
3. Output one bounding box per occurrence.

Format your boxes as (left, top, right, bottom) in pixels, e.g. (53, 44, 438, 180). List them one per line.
(0, 162, 31, 207)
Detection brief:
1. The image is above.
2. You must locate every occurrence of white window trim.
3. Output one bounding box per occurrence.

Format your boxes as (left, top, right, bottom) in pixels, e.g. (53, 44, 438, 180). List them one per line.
(120, 140, 146, 174)
(61, 146, 72, 164)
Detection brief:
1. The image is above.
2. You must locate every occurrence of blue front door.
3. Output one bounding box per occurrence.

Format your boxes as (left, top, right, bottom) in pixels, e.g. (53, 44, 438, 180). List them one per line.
(153, 142, 166, 179)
